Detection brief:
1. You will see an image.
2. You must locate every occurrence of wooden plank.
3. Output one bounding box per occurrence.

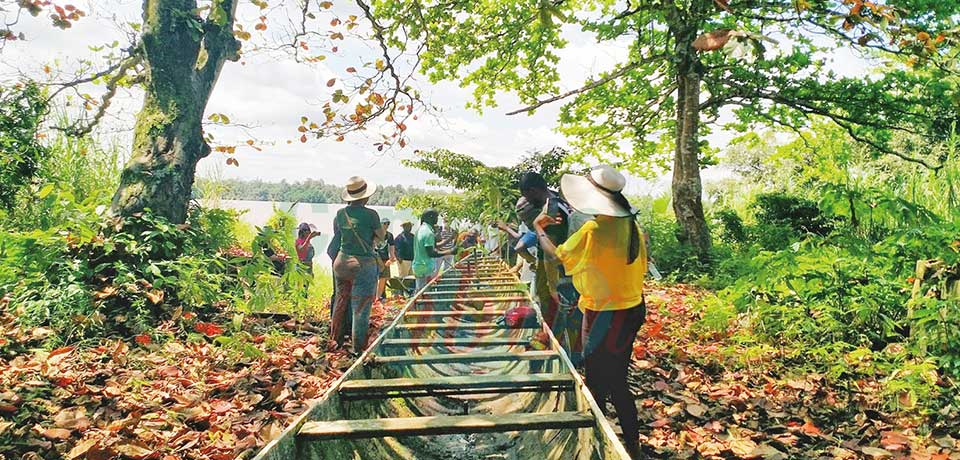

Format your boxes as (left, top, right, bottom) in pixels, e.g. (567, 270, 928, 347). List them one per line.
(394, 322, 504, 330)
(380, 337, 532, 347)
(339, 373, 573, 395)
(423, 289, 524, 296)
(298, 411, 594, 440)
(403, 310, 505, 319)
(401, 310, 506, 324)
(416, 296, 526, 304)
(436, 276, 516, 282)
(371, 350, 558, 366)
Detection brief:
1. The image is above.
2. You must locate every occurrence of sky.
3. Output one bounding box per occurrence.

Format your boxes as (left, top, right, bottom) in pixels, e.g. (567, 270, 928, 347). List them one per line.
(1, 0, 867, 197)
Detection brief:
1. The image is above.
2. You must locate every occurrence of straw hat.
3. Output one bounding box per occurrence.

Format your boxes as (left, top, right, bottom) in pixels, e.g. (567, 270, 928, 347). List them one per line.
(342, 176, 377, 202)
(559, 165, 633, 217)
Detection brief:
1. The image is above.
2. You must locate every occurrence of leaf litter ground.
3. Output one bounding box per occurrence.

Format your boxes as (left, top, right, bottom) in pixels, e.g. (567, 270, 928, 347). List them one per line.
(0, 300, 402, 460)
(615, 284, 959, 460)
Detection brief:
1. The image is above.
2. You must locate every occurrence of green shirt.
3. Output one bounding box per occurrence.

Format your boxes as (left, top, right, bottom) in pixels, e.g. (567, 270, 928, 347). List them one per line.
(334, 206, 380, 257)
(412, 224, 437, 277)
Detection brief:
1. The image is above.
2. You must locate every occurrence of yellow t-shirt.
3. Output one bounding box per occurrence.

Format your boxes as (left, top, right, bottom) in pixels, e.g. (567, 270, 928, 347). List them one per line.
(555, 216, 647, 312)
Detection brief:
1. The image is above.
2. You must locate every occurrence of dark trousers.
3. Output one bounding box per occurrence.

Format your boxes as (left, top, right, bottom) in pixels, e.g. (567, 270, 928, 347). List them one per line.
(581, 302, 646, 454)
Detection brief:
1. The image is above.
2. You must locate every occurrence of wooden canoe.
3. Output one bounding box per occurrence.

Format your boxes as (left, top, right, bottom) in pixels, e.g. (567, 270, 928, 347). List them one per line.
(254, 251, 631, 460)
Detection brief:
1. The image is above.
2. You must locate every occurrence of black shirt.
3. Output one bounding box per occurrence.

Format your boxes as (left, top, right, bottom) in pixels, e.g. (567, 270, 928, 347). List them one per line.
(377, 231, 395, 261)
(395, 230, 415, 261)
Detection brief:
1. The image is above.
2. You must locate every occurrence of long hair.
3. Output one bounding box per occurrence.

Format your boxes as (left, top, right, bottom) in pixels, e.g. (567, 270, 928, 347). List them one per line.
(610, 192, 641, 264)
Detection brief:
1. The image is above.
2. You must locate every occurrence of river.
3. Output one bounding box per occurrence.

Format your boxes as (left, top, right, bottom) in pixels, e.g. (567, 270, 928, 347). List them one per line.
(215, 199, 418, 267)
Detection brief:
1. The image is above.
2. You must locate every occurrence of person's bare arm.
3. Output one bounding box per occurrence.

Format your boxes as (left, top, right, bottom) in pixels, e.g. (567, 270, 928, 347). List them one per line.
(496, 221, 521, 240)
(533, 214, 560, 260)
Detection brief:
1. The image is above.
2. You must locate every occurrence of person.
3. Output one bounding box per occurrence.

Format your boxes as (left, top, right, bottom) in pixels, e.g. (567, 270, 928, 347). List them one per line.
(533, 165, 647, 458)
(375, 217, 397, 300)
(253, 226, 287, 275)
(331, 176, 386, 355)
(436, 222, 456, 270)
(326, 222, 348, 336)
(295, 223, 320, 274)
(394, 220, 415, 278)
(412, 209, 457, 291)
(516, 172, 578, 336)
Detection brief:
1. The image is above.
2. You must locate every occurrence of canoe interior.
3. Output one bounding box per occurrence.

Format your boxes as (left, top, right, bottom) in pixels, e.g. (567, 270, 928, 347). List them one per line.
(254, 254, 630, 460)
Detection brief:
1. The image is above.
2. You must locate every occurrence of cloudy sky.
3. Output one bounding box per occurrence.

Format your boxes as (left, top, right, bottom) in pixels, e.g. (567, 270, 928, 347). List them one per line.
(1, 1, 865, 196)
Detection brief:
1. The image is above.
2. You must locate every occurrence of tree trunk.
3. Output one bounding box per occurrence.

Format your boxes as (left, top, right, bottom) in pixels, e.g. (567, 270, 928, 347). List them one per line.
(110, 0, 239, 224)
(671, 22, 712, 259)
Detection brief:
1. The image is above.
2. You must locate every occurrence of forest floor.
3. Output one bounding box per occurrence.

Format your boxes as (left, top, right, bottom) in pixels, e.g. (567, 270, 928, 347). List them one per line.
(1, 285, 957, 460)
(622, 284, 959, 460)
(0, 300, 403, 460)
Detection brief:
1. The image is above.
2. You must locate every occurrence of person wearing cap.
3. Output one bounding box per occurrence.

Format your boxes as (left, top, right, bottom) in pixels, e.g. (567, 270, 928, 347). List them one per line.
(375, 217, 397, 300)
(533, 164, 647, 458)
(412, 209, 458, 291)
(295, 223, 320, 275)
(394, 220, 415, 278)
(330, 176, 386, 355)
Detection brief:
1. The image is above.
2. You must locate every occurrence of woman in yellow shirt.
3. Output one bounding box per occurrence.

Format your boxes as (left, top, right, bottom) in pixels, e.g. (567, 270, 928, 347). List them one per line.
(533, 164, 646, 458)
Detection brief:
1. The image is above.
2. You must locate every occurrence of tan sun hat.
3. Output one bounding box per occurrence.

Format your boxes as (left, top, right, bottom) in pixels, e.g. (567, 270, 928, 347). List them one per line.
(559, 165, 634, 217)
(342, 176, 377, 202)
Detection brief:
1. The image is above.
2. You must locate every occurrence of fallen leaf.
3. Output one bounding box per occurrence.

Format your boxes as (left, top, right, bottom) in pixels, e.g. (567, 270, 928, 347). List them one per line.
(66, 438, 99, 459)
(685, 403, 708, 418)
(39, 427, 73, 440)
(114, 443, 153, 459)
(861, 446, 893, 458)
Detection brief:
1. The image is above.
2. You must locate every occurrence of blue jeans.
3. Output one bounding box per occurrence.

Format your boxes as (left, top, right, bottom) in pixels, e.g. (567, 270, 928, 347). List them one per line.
(332, 254, 379, 353)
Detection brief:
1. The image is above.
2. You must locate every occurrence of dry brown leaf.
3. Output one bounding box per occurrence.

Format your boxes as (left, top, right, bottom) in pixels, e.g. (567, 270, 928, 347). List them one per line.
(66, 438, 99, 460)
(692, 29, 732, 51)
(54, 407, 91, 431)
(114, 442, 153, 459)
(685, 403, 708, 418)
(861, 446, 894, 458)
(39, 427, 73, 440)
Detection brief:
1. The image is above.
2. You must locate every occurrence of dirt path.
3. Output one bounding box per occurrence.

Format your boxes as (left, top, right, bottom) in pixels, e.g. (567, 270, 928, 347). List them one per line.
(604, 284, 959, 460)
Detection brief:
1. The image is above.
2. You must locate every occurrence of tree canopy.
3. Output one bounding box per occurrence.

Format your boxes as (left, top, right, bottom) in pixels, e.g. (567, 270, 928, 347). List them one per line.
(364, 0, 960, 257)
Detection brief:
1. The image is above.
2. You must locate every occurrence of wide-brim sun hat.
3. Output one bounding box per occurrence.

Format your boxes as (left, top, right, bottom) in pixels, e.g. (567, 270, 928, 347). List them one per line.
(342, 176, 378, 202)
(560, 165, 634, 217)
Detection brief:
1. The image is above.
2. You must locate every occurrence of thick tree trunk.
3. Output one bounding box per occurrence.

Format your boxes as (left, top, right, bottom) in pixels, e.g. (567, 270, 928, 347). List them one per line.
(671, 23, 712, 259)
(110, 0, 239, 224)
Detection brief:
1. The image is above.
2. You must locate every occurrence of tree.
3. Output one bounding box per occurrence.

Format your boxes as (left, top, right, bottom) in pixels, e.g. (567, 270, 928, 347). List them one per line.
(364, 0, 960, 259)
(2, 0, 421, 224)
(399, 147, 575, 223)
(0, 82, 48, 210)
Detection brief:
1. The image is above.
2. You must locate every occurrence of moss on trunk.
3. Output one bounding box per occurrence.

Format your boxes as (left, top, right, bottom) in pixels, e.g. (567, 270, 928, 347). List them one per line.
(110, 0, 239, 224)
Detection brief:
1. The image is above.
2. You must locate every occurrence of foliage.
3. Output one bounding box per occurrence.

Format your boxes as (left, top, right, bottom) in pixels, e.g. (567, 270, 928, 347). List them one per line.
(366, 0, 960, 256)
(0, 82, 48, 210)
(399, 147, 575, 224)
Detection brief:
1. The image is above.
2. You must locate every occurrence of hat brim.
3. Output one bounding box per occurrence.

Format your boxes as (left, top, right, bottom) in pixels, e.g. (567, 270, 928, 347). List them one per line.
(560, 174, 632, 217)
(342, 181, 378, 202)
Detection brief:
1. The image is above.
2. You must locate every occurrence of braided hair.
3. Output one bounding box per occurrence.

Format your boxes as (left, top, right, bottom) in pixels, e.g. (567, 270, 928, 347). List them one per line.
(610, 192, 641, 265)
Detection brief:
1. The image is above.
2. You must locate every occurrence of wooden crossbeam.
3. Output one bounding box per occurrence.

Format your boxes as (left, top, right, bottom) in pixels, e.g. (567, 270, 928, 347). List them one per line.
(436, 277, 516, 282)
(339, 373, 572, 396)
(394, 322, 505, 330)
(380, 337, 531, 347)
(415, 296, 526, 304)
(298, 411, 593, 440)
(422, 289, 524, 296)
(402, 310, 505, 319)
(370, 350, 558, 366)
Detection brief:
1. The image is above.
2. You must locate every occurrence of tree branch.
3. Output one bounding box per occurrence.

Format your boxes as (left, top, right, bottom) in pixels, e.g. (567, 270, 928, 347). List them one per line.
(506, 54, 668, 116)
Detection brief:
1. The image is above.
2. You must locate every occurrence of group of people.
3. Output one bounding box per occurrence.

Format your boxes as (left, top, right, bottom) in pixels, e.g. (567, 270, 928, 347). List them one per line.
(295, 164, 647, 457)
(315, 176, 483, 357)
(492, 165, 648, 458)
